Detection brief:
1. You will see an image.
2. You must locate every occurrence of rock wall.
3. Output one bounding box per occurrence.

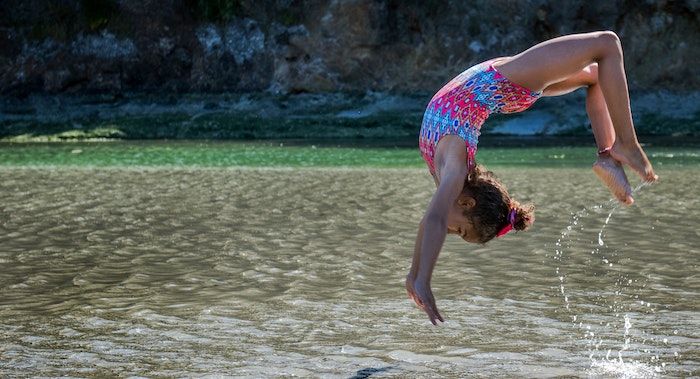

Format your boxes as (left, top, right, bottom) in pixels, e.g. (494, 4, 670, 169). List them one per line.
(1, 0, 698, 95)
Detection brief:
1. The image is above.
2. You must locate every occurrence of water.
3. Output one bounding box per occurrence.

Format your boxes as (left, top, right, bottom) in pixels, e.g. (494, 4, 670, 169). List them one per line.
(0, 153, 698, 377)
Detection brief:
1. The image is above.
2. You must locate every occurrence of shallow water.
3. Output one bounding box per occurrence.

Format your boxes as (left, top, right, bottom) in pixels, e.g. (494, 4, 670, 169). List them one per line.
(0, 165, 698, 377)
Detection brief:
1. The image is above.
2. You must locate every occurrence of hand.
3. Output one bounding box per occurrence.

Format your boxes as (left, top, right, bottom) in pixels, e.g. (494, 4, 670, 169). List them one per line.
(406, 274, 444, 325)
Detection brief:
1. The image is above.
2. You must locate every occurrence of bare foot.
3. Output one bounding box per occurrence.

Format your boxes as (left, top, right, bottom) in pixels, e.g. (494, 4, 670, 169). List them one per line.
(593, 155, 634, 205)
(609, 142, 658, 182)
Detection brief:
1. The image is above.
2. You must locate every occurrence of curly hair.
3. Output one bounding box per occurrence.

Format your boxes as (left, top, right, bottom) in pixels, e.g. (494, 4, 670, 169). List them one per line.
(461, 164, 535, 243)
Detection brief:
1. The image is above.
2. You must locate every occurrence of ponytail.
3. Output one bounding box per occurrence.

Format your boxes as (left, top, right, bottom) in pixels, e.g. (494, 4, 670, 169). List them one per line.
(510, 201, 535, 231)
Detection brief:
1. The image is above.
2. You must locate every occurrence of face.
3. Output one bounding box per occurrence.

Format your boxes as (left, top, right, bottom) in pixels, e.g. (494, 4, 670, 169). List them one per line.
(446, 196, 481, 243)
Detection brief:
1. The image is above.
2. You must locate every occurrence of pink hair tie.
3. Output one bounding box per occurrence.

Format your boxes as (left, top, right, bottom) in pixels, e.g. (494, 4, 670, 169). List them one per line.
(496, 209, 517, 237)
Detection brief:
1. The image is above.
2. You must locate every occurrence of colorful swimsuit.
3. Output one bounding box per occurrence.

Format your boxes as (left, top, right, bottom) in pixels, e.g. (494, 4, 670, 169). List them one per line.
(419, 58, 542, 174)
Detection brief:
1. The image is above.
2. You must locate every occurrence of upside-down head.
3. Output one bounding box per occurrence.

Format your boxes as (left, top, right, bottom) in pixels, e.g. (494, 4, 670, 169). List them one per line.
(448, 164, 535, 243)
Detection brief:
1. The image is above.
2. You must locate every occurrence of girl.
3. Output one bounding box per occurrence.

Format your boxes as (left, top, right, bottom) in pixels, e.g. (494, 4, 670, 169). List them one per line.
(406, 31, 658, 325)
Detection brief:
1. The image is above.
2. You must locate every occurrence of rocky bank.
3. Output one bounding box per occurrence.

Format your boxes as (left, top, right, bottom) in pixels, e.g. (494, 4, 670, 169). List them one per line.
(1, 0, 699, 95)
(1, 0, 698, 140)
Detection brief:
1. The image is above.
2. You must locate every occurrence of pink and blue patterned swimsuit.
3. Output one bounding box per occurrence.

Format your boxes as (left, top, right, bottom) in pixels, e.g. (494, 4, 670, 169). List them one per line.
(419, 58, 542, 174)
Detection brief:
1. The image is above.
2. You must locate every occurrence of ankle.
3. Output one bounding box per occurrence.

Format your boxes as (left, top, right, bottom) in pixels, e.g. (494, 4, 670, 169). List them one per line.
(613, 139, 639, 150)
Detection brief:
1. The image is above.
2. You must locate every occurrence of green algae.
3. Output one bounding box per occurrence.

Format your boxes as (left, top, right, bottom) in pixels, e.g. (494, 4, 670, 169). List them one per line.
(0, 141, 697, 168)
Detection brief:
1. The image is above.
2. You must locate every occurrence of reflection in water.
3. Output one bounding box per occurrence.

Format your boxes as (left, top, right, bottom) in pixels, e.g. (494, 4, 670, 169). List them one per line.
(0, 167, 698, 377)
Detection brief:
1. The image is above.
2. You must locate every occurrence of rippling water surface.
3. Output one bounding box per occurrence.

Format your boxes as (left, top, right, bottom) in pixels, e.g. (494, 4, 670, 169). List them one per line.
(0, 165, 698, 377)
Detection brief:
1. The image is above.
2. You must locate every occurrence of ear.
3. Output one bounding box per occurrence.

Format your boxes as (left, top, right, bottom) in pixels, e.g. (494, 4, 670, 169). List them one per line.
(457, 196, 476, 209)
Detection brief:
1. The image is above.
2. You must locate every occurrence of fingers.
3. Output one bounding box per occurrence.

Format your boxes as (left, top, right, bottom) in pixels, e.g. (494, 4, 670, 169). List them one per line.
(406, 279, 445, 325)
(423, 303, 443, 325)
(434, 305, 445, 323)
(423, 303, 437, 325)
(409, 293, 422, 307)
(429, 298, 444, 324)
(418, 296, 443, 325)
(407, 291, 424, 308)
(408, 292, 440, 325)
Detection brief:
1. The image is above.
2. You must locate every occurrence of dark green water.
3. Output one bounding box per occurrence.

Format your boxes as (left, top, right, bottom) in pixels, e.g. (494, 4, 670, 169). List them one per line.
(0, 140, 699, 168)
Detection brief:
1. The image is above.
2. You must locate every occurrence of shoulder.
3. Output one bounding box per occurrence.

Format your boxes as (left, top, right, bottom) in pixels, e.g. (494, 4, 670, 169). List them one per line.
(434, 135, 468, 180)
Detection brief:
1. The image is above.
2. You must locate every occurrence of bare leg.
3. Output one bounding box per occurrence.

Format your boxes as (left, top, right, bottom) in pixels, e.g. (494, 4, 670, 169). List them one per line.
(543, 65, 633, 204)
(586, 77, 634, 204)
(583, 72, 615, 150)
(495, 31, 657, 182)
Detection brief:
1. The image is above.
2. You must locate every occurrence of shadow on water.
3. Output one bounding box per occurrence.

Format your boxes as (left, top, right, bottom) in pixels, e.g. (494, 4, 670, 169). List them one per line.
(348, 366, 395, 379)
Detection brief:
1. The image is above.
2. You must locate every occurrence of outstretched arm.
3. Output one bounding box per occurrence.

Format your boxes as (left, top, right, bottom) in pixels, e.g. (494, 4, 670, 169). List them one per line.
(406, 136, 468, 324)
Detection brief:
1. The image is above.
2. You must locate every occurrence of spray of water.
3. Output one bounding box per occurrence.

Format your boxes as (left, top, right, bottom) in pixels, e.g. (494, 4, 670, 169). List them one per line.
(553, 207, 588, 313)
(550, 181, 664, 376)
(598, 208, 616, 247)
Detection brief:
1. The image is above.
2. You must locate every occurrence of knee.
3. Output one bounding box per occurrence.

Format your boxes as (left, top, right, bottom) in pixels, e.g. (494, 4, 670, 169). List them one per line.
(583, 63, 599, 86)
(594, 31, 622, 58)
(597, 30, 620, 43)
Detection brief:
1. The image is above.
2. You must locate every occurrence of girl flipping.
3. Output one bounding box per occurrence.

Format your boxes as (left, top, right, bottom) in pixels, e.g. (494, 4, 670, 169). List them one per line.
(406, 31, 658, 325)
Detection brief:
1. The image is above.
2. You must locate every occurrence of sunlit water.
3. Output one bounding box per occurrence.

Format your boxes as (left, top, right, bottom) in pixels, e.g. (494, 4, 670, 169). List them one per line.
(0, 165, 698, 377)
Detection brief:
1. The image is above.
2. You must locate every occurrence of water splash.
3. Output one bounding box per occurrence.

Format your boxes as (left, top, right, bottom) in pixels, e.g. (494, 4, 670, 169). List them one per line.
(585, 311, 664, 377)
(560, 181, 654, 307)
(623, 314, 632, 351)
(597, 180, 651, 247)
(553, 206, 588, 312)
(551, 181, 667, 376)
(552, 198, 616, 314)
(589, 359, 659, 379)
(597, 207, 617, 247)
